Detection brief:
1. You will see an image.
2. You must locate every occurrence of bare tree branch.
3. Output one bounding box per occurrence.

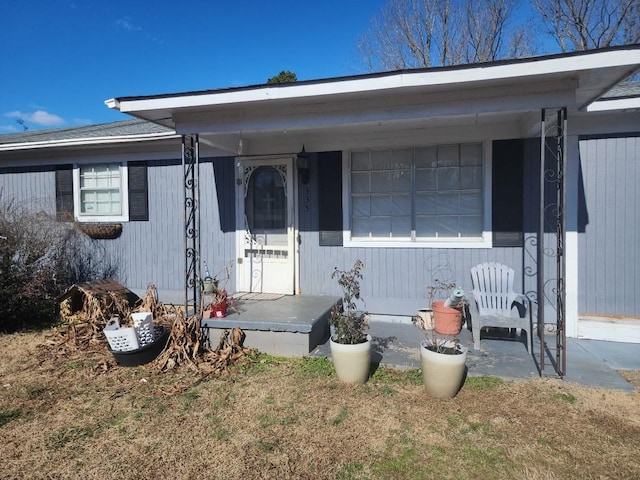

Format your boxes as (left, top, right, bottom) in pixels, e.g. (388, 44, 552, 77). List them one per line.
(356, 0, 527, 71)
(532, 0, 640, 51)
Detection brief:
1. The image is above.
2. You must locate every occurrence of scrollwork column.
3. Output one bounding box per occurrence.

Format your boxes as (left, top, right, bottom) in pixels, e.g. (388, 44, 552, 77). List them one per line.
(182, 134, 200, 315)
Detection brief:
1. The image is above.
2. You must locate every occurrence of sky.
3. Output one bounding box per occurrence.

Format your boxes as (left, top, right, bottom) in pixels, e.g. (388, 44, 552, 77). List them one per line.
(0, 0, 390, 132)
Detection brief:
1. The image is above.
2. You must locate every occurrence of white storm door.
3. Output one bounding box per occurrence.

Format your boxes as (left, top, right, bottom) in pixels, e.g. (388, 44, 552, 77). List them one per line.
(236, 158, 295, 294)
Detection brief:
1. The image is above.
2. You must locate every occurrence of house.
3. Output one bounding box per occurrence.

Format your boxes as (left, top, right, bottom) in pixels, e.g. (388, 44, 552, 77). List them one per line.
(1, 45, 639, 346)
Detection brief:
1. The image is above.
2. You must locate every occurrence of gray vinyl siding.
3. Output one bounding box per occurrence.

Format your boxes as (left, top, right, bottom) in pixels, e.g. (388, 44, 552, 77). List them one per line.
(0, 157, 237, 300)
(578, 135, 640, 317)
(103, 159, 184, 292)
(100, 158, 237, 295)
(199, 159, 237, 286)
(0, 167, 56, 213)
(299, 234, 524, 298)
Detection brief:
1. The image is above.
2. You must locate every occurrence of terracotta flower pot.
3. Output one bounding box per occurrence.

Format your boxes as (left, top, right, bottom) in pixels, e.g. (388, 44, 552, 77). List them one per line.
(432, 301, 463, 335)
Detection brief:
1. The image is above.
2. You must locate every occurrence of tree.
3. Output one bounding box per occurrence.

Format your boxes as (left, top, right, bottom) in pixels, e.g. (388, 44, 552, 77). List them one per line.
(532, 0, 640, 52)
(267, 71, 298, 84)
(357, 0, 532, 71)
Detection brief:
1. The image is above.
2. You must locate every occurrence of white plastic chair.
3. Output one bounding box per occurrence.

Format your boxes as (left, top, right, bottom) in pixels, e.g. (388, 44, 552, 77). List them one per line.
(469, 262, 532, 352)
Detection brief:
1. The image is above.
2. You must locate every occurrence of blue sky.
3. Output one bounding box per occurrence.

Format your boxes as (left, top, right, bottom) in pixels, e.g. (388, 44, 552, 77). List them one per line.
(0, 0, 389, 132)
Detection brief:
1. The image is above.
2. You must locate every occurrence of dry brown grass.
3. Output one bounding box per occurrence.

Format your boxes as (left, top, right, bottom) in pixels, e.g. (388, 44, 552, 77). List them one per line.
(1, 330, 639, 480)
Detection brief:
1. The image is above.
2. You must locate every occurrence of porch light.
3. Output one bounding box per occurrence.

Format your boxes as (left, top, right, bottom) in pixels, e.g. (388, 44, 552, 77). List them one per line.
(236, 159, 243, 185)
(297, 145, 310, 185)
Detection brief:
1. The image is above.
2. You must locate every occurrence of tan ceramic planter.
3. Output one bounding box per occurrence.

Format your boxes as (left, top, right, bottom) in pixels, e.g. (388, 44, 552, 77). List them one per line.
(329, 334, 371, 384)
(420, 339, 467, 398)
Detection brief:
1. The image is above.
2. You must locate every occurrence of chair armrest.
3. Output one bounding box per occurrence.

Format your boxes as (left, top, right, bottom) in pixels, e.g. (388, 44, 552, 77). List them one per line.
(467, 295, 479, 313)
(510, 294, 529, 318)
(466, 295, 479, 328)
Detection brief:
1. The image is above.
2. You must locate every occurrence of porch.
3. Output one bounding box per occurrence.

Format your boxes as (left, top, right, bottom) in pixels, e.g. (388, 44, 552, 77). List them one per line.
(202, 294, 340, 357)
(201, 294, 639, 391)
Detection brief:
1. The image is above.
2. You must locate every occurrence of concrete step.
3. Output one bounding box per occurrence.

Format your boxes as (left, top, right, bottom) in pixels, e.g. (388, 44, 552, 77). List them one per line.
(202, 295, 339, 357)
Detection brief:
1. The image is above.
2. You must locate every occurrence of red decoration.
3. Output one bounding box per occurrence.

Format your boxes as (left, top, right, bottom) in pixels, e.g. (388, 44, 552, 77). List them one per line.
(211, 300, 227, 318)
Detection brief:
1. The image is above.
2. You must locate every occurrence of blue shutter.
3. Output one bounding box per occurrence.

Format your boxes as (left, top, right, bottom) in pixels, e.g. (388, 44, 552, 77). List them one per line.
(212, 157, 236, 233)
(55, 165, 74, 222)
(492, 139, 524, 247)
(318, 151, 343, 246)
(128, 162, 149, 221)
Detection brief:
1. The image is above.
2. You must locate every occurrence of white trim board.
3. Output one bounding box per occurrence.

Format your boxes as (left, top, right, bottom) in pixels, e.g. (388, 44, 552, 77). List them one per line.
(577, 317, 640, 344)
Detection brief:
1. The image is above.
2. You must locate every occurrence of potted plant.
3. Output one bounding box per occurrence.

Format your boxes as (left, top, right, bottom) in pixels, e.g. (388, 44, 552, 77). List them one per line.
(202, 261, 237, 318)
(415, 276, 448, 331)
(428, 279, 465, 335)
(414, 320, 468, 399)
(412, 279, 468, 398)
(329, 259, 371, 384)
(210, 287, 231, 318)
(418, 334, 468, 399)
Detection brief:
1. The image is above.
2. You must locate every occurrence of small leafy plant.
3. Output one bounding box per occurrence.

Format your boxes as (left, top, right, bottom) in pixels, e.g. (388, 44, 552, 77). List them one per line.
(330, 260, 368, 344)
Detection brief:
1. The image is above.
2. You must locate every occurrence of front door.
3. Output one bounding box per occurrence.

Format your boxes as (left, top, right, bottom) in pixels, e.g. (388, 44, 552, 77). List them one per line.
(236, 157, 295, 294)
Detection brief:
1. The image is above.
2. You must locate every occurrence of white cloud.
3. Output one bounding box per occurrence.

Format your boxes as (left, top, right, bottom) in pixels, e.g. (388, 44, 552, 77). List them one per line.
(0, 124, 19, 133)
(4, 110, 65, 127)
(116, 17, 141, 32)
(115, 16, 164, 45)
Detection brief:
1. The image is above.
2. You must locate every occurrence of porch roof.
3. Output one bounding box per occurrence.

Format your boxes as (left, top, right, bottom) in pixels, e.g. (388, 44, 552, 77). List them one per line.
(105, 45, 640, 155)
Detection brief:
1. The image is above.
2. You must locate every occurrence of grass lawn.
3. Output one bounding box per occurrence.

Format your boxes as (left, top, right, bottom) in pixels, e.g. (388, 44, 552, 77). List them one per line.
(1, 329, 639, 479)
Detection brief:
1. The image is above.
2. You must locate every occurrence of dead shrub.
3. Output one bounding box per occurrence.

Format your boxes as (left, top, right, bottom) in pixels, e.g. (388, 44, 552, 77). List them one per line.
(0, 198, 118, 332)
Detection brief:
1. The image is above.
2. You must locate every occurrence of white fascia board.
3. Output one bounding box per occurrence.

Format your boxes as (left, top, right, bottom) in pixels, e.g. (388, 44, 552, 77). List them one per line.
(0, 132, 179, 152)
(586, 97, 640, 112)
(110, 49, 640, 114)
(104, 98, 119, 109)
(175, 82, 577, 135)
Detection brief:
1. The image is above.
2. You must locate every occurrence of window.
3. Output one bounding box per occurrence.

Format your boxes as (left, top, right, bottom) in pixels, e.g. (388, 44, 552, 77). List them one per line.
(245, 166, 287, 231)
(56, 161, 149, 223)
(348, 143, 488, 246)
(73, 163, 129, 222)
(79, 164, 122, 216)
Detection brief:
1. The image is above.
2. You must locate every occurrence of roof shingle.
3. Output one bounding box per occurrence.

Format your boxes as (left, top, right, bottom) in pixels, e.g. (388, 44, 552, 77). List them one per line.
(0, 118, 174, 145)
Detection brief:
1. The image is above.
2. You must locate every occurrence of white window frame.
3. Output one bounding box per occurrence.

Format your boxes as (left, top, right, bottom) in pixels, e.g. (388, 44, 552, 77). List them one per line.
(342, 142, 492, 249)
(73, 162, 129, 223)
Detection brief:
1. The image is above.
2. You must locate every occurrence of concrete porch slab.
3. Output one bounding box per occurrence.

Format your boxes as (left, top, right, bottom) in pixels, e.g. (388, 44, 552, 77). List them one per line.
(200, 294, 639, 391)
(202, 295, 339, 357)
(311, 321, 639, 391)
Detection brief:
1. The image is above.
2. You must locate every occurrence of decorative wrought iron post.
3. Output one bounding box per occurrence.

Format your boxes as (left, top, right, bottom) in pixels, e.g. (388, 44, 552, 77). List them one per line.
(182, 134, 201, 316)
(537, 108, 567, 377)
(555, 108, 567, 377)
(539, 110, 546, 373)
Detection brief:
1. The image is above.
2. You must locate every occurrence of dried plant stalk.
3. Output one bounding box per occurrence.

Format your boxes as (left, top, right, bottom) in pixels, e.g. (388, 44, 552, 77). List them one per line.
(155, 307, 250, 374)
(53, 283, 249, 374)
(58, 289, 132, 350)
